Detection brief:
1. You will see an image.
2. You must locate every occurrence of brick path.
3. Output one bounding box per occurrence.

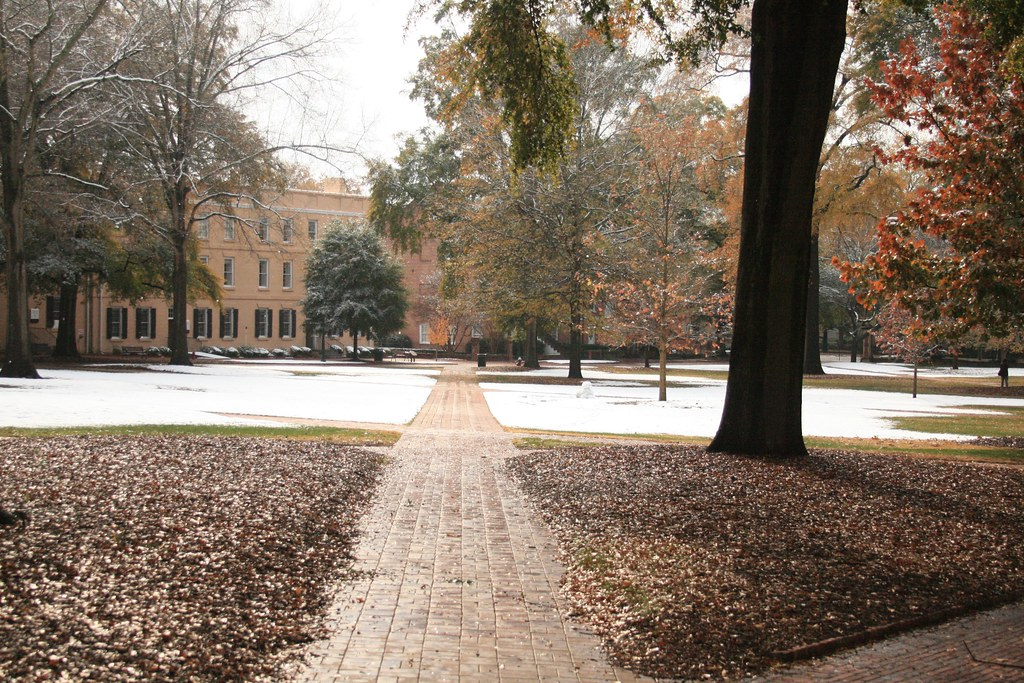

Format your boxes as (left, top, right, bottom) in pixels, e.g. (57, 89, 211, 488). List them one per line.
(751, 600, 1024, 682)
(294, 363, 645, 682)
(294, 361, 1024, 682)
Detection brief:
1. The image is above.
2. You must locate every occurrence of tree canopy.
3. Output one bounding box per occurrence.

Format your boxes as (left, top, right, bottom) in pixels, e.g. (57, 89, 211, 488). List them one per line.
(842, 4, 1024, 344)
(302, 221, 409, 348)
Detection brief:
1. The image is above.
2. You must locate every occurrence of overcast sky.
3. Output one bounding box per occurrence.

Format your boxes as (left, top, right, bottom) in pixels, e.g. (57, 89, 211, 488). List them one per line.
(332, 3, 435, 169)
(259, 2, 747, 188)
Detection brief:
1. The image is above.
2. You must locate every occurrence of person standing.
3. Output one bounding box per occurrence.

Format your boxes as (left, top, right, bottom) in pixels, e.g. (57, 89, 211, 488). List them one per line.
(998, 358, 1010, 388)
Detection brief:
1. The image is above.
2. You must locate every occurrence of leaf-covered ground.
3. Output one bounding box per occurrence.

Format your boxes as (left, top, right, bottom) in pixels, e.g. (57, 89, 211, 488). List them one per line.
(507, 446, 1024, 680)
(0, 436, 386, 682)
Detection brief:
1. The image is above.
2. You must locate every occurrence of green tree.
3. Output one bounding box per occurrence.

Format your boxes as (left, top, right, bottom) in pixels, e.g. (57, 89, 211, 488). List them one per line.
(0, 0, 136, 378)
(436, 0, 847, 456)
(302, 221, 409, 358)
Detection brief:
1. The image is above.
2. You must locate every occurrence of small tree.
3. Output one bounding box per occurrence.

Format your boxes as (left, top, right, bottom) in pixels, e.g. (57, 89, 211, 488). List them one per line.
(873, 303, 940, 398)
(302, 221, 409, 359)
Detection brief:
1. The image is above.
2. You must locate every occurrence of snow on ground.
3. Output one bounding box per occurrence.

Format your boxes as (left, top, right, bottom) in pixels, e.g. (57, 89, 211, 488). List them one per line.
(1, 357, 1019, 440)
(0, 361, 438, 428)
(481, 360, 1023, 441)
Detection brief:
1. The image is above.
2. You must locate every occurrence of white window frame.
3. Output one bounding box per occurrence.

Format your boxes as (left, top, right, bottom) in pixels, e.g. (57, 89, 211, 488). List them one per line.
(258, 217, 269, 242)
(282, 218, 293, 243)
(280, 309, 295, 339)
(221, 308, 238, 339)
(194, 308, 212, 339)
(196, 216, 209, 239)
(419, 323, 430, 345)
(107, 307, 128, 340)
(282, 261, 293, 289)
(223, 257, 234, 287)
(258, 258, 269, 289)
(307, 219, 318, 241)
(137, 307, 156, 340)
(255, 308, 271, 338)
(223, 217, 236, 240)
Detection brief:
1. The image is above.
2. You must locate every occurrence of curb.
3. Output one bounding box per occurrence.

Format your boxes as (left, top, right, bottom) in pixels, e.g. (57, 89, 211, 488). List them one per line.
(771, 592, 1024, 664)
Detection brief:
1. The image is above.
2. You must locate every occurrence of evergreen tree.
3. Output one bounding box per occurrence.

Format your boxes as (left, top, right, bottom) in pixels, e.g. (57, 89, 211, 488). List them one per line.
(302, 221, 409, 358)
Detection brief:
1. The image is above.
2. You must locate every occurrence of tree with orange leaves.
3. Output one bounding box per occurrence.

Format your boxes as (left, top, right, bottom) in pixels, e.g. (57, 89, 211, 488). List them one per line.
(842, 4, 1024, 346)
(605, 85, 738, 400)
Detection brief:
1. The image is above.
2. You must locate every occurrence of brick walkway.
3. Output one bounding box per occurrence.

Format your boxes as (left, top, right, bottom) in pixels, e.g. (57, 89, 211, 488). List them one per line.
(294, 361, 1024, 683)
(751, 600, 1024, 682)
(294, 363, 645, 682)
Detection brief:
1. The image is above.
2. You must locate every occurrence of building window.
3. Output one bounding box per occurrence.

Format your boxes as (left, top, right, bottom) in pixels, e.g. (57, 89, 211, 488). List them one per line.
(106, 307, 128, 339)
(282, 261, 293, 289)
(279, 309, 296, 338)
(199, 255, 209, 266)
(46, 295, 60, 329)
(220, 307, 238, 339)
(223, 257, 234, 287)
(136, 308, 157, 339)
(258, 258, 269, 288)
(419, 323, 430, 345)
(255, 308, 272, 338)
(307, 219, 318, 241)
(257, 217, 269, 242)
(193, 308, 213, 339)
(196, 216, 209, 239)
(282, 218, 293, 243)
(224, 217, 236, 240)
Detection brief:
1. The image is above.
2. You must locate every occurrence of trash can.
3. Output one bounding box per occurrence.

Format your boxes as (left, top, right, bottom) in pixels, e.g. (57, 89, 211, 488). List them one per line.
(477, 353, 487, 368)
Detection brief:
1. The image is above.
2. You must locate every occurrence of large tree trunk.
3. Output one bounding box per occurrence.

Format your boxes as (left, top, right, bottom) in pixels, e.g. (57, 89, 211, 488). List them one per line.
(525, 317, 540, 368)
(1, 173, 40, 379)
(708, 0, 847, 458)
(803, 233, 825, 375)
(168, 229, 192, 366)
(53, 281, 81, 359)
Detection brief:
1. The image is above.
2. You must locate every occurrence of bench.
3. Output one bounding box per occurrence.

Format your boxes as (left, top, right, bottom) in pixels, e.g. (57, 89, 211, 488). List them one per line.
(119, 345, 146, 356)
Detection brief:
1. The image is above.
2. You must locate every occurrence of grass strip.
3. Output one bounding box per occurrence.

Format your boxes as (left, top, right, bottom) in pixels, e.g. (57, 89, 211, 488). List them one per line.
(0, 424, 401, 445)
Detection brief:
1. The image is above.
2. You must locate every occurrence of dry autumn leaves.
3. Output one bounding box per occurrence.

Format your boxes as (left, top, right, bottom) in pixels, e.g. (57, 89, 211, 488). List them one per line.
(507, 445, 1024, 679)
(0, 436, 385, 682)
(3, 435, 1023, 681)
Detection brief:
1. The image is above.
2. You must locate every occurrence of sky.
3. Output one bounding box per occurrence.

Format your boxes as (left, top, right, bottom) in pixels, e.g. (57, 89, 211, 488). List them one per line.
(261, 2, 748, 187)
(329, 3, 436, 170)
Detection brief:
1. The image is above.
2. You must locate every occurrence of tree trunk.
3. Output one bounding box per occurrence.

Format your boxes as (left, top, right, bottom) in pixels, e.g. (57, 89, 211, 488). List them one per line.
(53, 281, 81, 359)
(351, 330, 359, 360)
(658, 339, 668, 402)
(525, 317, 540, 368)
(803, 233, 825, 375)
(1, 187, 40, 378)
(167, 229, 193, 366)
(567, 309, 583, 380)
(708, 0, 847, 458)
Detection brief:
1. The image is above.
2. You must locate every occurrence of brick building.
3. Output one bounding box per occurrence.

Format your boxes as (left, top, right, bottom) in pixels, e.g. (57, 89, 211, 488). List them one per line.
(10, 184, 441, 356)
